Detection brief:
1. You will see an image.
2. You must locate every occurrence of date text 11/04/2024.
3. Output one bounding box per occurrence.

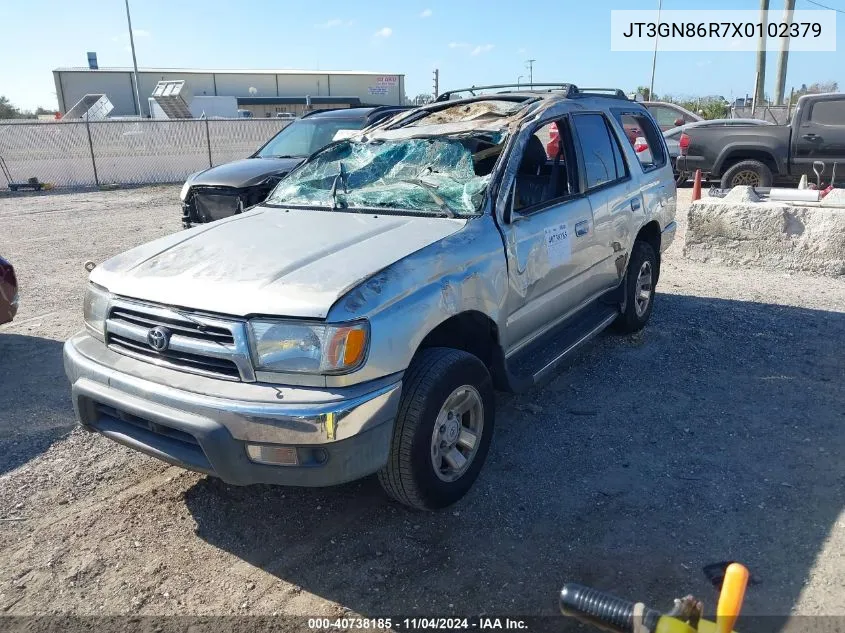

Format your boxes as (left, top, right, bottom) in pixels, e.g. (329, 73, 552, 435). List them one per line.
(307, 618, 529, 630)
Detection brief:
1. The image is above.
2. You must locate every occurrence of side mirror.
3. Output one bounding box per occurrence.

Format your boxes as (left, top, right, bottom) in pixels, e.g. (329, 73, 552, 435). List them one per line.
(674, 118, 685, 127)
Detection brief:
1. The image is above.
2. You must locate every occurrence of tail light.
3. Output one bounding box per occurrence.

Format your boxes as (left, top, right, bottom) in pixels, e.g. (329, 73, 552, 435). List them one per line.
(549, 121, 559, 140)
(633, 137, 649, 153)
(679, 132, 691, 156)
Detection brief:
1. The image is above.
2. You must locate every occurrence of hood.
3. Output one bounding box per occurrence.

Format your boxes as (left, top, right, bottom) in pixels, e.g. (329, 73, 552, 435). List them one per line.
(91, 207, 467, 318)
(189, 157, 304, 189)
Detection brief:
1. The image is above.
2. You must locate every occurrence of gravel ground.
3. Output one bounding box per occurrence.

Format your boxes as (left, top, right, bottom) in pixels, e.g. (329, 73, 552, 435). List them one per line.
(1, 186, 844, 628)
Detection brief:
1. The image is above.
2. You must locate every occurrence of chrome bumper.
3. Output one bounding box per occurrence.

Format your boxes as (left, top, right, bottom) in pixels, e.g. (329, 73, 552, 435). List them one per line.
(63, 333, 402, 487)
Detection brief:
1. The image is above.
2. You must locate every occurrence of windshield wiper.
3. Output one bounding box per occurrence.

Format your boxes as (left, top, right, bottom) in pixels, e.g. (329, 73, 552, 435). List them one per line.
(266, 154, 303, 159)
(406, 179, 456, 218)
(330, 162, 349, 210)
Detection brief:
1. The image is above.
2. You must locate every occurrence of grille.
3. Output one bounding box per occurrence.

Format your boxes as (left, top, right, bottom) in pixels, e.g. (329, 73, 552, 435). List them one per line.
(110, 305, 234, 344)
(95, 403, 199, 446)
(192, 187, 243, 223)
(105, 300, 251, 382)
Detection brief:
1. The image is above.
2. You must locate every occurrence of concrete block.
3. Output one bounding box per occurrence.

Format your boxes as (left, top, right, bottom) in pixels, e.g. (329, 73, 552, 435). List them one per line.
(683, 189, 845, 277)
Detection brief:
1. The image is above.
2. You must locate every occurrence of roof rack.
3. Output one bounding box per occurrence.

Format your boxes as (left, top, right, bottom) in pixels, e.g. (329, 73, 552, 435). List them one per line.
(433, 83, 630, 102)
(434, 83, 579, 102)
(576, 88, 630, 100)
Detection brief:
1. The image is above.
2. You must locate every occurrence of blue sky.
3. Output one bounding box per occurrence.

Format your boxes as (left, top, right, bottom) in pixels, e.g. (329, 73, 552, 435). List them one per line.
(0, 0, 842, 110)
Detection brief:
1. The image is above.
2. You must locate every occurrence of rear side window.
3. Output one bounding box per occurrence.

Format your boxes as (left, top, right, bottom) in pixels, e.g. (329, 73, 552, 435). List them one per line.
(571, 114, 628, 190)
(611, 110, 667, 171)
(810, 100, 845, 126)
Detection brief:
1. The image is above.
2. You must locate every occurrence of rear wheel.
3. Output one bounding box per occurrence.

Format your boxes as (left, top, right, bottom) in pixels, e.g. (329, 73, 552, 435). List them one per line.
(378, 348, 495, 510)
(613, 240, 657, 334)
(720, 159, 773, 189)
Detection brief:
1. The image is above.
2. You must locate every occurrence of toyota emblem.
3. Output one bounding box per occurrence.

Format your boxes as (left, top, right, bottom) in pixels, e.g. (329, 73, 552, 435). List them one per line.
(147, 326, 171, 352)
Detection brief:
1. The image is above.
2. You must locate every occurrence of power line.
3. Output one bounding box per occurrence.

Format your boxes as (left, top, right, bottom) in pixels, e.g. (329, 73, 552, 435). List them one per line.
(803, 0, 845, 13)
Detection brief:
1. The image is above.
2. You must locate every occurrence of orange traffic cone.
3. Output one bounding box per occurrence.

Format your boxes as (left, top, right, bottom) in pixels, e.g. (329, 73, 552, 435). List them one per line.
(692, 169, 702, 201)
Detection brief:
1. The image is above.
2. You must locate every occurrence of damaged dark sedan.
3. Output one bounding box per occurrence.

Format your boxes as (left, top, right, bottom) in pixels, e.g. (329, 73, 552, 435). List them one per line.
(180, 106, 409, 228)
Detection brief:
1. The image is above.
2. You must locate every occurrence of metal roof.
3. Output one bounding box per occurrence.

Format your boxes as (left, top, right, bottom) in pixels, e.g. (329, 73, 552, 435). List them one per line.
(237, 96, 362, 106)
(54, 67, 403, 76)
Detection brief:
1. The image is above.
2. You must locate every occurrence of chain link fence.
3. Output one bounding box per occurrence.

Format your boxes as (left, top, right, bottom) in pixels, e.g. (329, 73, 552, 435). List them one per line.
(0, 118, 290, 189)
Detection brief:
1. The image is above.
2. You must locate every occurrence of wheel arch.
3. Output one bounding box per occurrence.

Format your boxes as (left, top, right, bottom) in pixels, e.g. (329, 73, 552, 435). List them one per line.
(635, 220, 662, 282)
(415, 310, 510, 391)
(713, 148, 781, 177)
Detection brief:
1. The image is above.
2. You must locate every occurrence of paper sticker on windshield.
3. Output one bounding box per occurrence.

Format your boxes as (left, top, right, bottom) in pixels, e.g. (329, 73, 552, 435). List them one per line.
(332, 129, 358, 141)
(545, 223, 571, 267)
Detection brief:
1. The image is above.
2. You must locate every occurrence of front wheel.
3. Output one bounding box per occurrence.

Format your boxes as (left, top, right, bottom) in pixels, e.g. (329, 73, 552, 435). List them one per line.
(613, 240, 658, 334)
(378, 348, 495, 510)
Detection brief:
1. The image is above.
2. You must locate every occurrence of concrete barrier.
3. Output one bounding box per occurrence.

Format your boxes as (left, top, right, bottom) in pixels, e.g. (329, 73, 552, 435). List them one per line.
(683, 187, 845, 277)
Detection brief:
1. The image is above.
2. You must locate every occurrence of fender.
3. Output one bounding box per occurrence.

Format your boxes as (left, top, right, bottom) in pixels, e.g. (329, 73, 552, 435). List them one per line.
(712, 142, 787, 177)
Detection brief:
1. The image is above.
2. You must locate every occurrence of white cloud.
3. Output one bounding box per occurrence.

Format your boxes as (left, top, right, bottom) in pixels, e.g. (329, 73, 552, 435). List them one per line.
(374, 27, 393, 38)
(517, 47, 526, 55)
(420, 8, 432, 17)
(449, 41, 469, 49)
(696, 59, 713, 68)
(133, 29, 150, 37)
(316, 18, 344, 28)
(471, 44, 495, 56)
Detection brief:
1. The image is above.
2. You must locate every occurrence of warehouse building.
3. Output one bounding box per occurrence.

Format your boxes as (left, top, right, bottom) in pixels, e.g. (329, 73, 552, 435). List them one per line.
(52, 67, 406, 117)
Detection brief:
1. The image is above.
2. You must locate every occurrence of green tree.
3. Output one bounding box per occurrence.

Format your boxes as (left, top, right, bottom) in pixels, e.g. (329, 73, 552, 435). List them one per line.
(0, 96, 22, 119)
(794, 81, 839, 98)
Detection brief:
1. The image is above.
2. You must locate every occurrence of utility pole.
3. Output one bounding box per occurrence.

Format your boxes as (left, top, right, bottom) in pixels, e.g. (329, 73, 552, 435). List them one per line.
(774, 0, 796, 104)
(754, 0, 770, 107)
(517, 75, 524, 88)
(525, 59, 536, 88)
(649, 0, 663, 101)
(125, 0, 143, 117)
(432, 68, 439, 99)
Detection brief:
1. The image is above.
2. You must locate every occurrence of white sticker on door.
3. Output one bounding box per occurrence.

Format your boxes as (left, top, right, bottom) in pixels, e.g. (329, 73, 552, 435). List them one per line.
(544, 222, 571, 267)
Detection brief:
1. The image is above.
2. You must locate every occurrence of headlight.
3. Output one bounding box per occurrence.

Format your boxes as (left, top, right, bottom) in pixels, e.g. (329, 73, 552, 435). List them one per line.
(248, 320, 369, 374)
(83, 283, 110, 341)
(180, 172, 201, 201)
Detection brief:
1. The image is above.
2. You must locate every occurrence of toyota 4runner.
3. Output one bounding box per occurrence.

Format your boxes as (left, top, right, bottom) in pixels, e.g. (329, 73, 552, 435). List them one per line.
(64, 83, 677, 510)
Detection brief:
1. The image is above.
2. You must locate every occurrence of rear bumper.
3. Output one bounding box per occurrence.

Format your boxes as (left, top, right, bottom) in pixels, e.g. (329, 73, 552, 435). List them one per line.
(661, 221, 677, 253)
(63, 333, 402, 487)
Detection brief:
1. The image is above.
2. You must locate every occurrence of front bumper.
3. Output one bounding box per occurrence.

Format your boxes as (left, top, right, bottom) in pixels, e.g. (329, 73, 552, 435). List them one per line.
(63, 333, 402, 487)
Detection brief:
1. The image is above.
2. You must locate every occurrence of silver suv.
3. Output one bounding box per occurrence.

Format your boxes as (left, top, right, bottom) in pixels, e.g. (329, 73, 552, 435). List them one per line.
(64, 83, 676, 510)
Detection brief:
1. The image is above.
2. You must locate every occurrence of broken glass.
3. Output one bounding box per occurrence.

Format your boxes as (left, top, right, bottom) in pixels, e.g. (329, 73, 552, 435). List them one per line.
(266, 133, 506, 216)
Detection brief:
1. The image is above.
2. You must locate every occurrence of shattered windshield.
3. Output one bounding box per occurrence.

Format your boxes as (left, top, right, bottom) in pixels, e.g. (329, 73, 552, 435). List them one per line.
(265, 132, 506, 216)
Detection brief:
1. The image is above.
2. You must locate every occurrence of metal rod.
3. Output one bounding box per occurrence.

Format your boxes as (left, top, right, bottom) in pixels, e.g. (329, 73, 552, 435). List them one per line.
(774, 0, 796, 104)
(125, 0, 143, 117)
(754, 0, 770, 107)
(205, 118, 212, 168)
(526, 59, 536, 88)
(85, 113, 99, 187)
(649, 0, 662, 100)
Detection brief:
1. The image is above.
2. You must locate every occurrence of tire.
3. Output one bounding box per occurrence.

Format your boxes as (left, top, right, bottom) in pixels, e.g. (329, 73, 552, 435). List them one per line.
(719, 160, 773, 189)
(613, 240, 658, 334)
(378, 348, 495, 511)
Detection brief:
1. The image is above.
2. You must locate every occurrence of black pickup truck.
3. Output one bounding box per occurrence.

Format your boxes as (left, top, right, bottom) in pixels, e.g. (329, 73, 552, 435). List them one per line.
(678, 93, 845, 188)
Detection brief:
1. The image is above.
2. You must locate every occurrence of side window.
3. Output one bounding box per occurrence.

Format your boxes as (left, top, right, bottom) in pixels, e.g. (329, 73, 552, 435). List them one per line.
(647, 106, 679, 129)
(571, 113, 627, 190)
(512, 119, 578, 212)
(809, 100, 845, 126)
(611, 110, 667, 171)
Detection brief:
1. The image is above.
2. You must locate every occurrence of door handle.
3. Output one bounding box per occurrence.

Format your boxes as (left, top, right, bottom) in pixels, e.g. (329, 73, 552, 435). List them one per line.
(630, 198, 641, 211)
(803, 133, 820, 141)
